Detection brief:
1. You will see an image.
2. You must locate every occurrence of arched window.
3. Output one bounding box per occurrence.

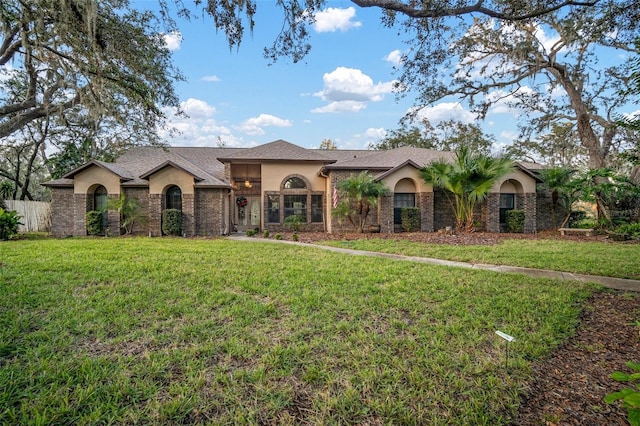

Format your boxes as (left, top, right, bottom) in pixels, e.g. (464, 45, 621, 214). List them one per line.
(93, 186, 108, 230)
(165, 185, 182, 211)
(94, 186, 108, 211)
(284, 177, 306, 189)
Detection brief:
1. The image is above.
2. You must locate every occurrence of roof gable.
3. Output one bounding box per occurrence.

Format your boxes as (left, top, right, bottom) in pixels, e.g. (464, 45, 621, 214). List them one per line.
(217, 139, 335, 162)
(62, 160, 133, 181)
(139, 160, 204, 181)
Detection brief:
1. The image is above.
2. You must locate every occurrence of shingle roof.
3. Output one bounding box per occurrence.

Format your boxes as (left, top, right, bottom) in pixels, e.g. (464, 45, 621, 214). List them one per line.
(42, 142, 541, 189)
(216, 140, 335, 162)
(323, 147, 455, 170)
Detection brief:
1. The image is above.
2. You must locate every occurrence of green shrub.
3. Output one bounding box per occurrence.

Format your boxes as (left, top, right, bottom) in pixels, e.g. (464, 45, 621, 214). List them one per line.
(263, 229, 270, 238)
(275, 234, 283, 240)
(506, 210, 525, 233)
(605, 361, 640, 426)
(567, 210, 587, 227)
(612, 222, 640, 240)
(401, 207, 421, 232)
(162, 209, 182, 236)
(284, 214, 305, 232)
(245, 229, 256, 237)
(0, 208, 23, 240)
(292, 233, 299, 242)
(573, 218, 597, 229)
(85, 210, 104, 236)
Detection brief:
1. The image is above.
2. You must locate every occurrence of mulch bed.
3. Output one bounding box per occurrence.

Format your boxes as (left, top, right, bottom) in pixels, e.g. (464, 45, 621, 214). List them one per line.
(293, 231, 640, 425)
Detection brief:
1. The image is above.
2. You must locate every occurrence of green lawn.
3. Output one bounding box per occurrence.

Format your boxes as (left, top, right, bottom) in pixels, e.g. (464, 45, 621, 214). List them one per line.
(318, 238, 640, 279)
(0, 237, 598, 424)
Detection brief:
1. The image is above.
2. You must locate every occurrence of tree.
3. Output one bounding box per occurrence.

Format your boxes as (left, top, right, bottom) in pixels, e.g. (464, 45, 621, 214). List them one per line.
(371, 120, 494, 153)
(395, 1, 639, 169)
(421, 146, 514, 232)
(108, 193, 147, 235)
(537, 167, 576, 229)
(0, 0, 181, 141)
(333, 171, 390, 233)
(504, 122, 588, 168)
(198, 1, 598, 63)
(369, 125, 437, 150)
(318, 138, 337, 150)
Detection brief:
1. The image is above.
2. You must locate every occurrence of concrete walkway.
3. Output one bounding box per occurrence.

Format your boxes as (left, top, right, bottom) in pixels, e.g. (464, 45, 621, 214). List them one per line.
(228, 235, 640, 292)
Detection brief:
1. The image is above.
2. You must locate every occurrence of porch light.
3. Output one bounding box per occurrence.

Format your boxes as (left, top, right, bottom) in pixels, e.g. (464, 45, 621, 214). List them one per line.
(244, 179, 252, 188)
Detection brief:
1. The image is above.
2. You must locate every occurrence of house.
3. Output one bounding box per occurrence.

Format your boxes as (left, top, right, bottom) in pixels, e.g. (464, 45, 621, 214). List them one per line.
(43, 139, 552, 237)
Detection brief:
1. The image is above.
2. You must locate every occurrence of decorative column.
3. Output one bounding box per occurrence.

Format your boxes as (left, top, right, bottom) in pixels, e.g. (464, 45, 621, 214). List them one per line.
(419, 192, 434, 232)
(486, 193, 501, 233)
(149, 194, 162, 236)
(379, 194, 393, 234)
(182, 193, 195, 237)
(73, 193, 87, 236)
(524, 193, 537, 233)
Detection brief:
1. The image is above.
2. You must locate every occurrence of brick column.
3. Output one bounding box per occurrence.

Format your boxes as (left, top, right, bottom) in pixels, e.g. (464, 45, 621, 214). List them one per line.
(486, 193, 500, 233)
(107, 194, 121, 236)
(379, 194, 393, 233)
(182, 193, 195, 237)
(149, 194, 162, 236)
(524, 193, 537, 234)
(418, 192, 434, 232)
(71, 193, 87, 236)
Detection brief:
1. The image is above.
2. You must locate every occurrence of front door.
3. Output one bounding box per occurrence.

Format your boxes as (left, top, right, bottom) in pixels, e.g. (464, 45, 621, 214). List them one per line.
(236, 196, 261, 232)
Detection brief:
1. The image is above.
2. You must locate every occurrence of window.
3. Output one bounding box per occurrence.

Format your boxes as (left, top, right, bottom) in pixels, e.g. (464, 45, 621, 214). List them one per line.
(394, 193, 415, 224)
(166, 185, 182, 211)
(267, 195, 280, 223)
(499, 193, 515, 223)
(284, 177, 306, 189)
(284, 195, 306, 220)
(94, 186, 108, 229)
(311, 195, 323, 222)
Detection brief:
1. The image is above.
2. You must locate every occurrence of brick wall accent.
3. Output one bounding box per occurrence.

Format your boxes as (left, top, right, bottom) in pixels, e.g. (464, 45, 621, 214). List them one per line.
(418, 192, 434, 232)
(123, 188, 150, 235)
(72, 193, 88, 236)
(379, 195, 393, 233)
(536, 190, 568, 230)
(182, 193, 195, 237)
(523, 193, 537, 233)
(195, 188, 226, 236)
(486, 193, 501, 233)
(49, 188, 75, 236)
(434, 189, 456, 231)
(106, 194, 120, 236)
(149, 194, 162, 236)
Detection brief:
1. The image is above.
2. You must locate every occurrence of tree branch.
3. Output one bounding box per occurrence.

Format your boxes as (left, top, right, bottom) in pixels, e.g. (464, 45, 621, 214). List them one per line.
(351, 0, 598, 21)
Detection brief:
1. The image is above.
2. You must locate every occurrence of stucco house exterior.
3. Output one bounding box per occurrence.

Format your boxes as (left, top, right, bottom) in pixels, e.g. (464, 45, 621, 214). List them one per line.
(43, 139, 550, 237)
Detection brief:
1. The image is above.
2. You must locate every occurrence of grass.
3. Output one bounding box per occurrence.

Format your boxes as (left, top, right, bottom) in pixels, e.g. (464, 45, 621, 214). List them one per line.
(318, 238, 640, 279)
(0, 237, 598, 424)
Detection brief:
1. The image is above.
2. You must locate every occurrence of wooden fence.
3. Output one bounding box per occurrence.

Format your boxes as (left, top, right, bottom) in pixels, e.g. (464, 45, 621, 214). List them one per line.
(3, 200, 51, 232)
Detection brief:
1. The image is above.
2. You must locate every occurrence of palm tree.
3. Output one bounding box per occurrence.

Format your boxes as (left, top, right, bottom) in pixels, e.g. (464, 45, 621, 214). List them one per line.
(421, 147, 514, 232)
(333, 171, 390, 233)
(537, 167, 575, 229)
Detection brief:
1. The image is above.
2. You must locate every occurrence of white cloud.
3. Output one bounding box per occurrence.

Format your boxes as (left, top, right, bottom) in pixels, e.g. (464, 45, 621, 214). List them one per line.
(180, 98, 216, 118)
(485, 87, 535, 115)
(312, 101, 367, 114)
(365, 127, 387, 139)
(163, 31, 182, 51)
(202, 75, 221, 82)
(239, 114, 293, 136)
(414, 102, 476, 124)
(314, 7, 362, 32)
(313, 67, 396, 113)
(384, 50, 402, 66)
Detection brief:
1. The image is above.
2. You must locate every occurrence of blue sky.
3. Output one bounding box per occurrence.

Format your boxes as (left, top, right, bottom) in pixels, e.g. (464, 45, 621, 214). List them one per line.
(137, 2, 562, 150)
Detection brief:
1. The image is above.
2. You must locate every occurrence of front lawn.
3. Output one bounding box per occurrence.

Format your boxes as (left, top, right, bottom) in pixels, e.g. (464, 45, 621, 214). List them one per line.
(318, 237, 640, 279)
(0, 238, 595, 424)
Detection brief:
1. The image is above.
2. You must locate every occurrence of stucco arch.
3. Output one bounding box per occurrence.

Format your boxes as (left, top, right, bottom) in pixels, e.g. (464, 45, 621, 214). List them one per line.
(394, 177, 417, 193)
(499, 179, 524, 194)
(281, 174, 311, 190)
